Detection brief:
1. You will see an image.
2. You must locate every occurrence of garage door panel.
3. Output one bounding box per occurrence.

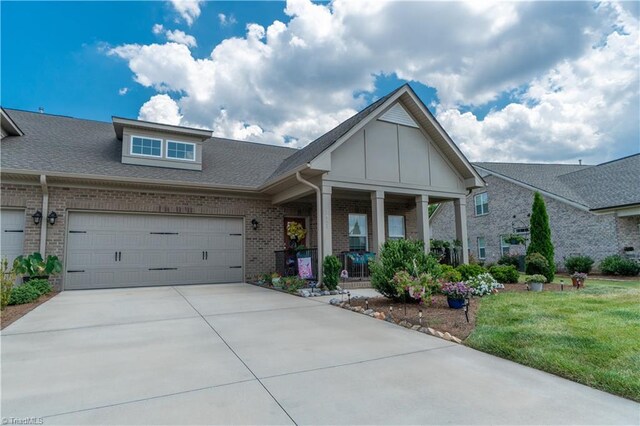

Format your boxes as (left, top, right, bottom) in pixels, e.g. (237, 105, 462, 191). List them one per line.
(1, 209, 25, 267)
(66, 213, 244, 290)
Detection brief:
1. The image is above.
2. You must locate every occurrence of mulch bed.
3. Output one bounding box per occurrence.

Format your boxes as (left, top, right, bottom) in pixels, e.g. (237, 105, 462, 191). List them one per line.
(0, 291, 59, 330)
(349, 294, 478, 339)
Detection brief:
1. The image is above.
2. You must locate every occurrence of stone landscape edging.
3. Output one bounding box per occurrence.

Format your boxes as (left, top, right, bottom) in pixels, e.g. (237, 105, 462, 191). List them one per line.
(328, 297, 464, 344)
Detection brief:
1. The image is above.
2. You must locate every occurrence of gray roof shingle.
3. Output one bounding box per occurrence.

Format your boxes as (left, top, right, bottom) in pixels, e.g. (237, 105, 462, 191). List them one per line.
(1, 109, 296, 188)
(474, 155, 640, 210)
(266, 85, 405, 182)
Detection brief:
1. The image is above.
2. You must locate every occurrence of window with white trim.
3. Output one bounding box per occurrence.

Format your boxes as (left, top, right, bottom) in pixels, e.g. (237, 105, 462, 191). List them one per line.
(131, 136, 162, 157)
(167, 140, 196, 161)
(348, 214, 368, 251)
(500, 235, 511, 256)
(474, 192, 489, 216)
(388, 215, 405, 240)
(477, 237, 486, 260)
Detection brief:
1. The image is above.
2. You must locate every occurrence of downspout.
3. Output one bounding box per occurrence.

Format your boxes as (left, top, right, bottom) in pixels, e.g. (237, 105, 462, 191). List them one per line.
(39, 175, 48, 255)
(296, 171, 323, 284)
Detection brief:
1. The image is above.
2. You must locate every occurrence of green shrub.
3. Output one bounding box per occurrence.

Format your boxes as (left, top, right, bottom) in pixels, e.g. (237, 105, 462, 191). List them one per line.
(282, 276, 306, 293)
(439, 264, 462, 283)
(524, 274, 547, 284)
(526, 192, 555, 282)
(12, 252, 62, 277)
(489, 265, 520, 283)
(27, 279, 52, 296)
(564, 255, 595, 274)
(497, 254, 520, 269)
(600, 255, 640, 276)
(369, 239, 440, 300)
(322, 255, 341, 290)
(525, 252, 550, 277)
(456, 263, 486, 281)
(1, 258, 15, 311)
(8, 284, 40, 305)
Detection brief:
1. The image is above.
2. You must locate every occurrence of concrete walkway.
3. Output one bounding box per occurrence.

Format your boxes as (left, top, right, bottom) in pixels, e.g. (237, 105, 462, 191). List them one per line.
(1, 284, 637, 425)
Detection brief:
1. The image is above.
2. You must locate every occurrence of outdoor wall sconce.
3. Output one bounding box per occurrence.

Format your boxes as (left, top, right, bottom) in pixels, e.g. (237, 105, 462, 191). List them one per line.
(47, 211, 58, 226)
(32, 210, 43, 225)
(251, 218, 259, 230)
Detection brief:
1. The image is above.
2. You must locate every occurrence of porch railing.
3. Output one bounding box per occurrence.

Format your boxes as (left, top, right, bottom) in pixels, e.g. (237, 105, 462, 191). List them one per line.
(431, 247, 461, 267)
(274, 248, 318, 280)
(338, 251, 376, 280)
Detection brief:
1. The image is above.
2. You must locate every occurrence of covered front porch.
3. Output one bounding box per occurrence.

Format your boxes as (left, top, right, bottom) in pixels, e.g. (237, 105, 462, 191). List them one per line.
(274, 181, 470, 283)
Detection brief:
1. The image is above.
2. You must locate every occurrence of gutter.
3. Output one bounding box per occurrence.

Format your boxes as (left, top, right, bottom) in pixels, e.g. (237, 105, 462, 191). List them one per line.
(39, 175, 48, 255)
(295, 171, 323, 284)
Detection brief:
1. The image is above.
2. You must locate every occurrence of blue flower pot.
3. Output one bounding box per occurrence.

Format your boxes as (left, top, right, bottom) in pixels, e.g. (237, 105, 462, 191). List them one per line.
(447, 297, 465, 309)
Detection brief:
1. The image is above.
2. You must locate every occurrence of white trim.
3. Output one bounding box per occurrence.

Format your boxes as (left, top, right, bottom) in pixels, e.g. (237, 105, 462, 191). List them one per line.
(474, 192, 489, 216)
(166, 140, 197, 162)
(130, 135, 163, 158)
(348, 213, 368, 251)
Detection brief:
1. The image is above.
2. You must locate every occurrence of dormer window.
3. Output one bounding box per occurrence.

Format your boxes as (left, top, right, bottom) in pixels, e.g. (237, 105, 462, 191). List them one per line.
(131, 136, 162, 158)
(167, 141, 195, 161)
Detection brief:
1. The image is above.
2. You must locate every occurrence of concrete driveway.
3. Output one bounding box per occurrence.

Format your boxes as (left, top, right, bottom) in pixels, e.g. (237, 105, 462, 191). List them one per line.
(1, 284, 637, 425)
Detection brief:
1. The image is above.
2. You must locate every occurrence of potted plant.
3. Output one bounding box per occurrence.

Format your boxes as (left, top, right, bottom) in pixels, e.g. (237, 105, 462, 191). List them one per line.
(525, 274, 547, 292)
(505, 233, 527, 245)
(441, 281, 471, 309)
(271, 272, 282, 287)
(12, 252, 62, 282)
(571, 272, 587, 289)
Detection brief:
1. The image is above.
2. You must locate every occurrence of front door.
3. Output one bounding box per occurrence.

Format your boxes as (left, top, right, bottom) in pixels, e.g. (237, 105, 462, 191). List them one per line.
(283, 217, 307, 248)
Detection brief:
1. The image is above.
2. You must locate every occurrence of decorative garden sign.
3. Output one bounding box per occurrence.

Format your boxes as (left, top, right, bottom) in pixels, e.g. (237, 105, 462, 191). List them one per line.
(298, 257, 313, 279)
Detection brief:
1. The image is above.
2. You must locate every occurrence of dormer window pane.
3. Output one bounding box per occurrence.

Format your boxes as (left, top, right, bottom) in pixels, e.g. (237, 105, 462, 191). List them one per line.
(167, 141, 195, 161)
(132, 136, 162, 157)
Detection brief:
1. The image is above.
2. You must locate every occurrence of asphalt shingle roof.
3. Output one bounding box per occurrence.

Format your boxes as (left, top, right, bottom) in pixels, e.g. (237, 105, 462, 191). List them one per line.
(266, 86, 404, 182)
(474, 155, 640, 210)
(1, 109, 297, 188)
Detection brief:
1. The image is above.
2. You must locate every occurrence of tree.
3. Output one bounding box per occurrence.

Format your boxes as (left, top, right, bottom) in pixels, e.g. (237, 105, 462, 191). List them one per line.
(526, 192, 555, 282)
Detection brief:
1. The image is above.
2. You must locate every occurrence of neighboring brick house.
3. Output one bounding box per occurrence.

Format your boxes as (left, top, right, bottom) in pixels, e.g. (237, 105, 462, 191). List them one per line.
(0, 84, 484, 290)
(430, 155, 640, 271)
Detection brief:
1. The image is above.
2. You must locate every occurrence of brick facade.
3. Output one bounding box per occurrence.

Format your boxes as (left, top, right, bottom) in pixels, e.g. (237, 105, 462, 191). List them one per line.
(430, 176, 638, 271)
(2, 183, 419, 289)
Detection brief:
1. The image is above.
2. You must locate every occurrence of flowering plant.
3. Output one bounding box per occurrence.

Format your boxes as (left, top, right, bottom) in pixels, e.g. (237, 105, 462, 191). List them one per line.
(466, 273, 501, 297)
(392, 270, 433, 304)
(570, 272, 588, 281)
(286, 222, 307, 241)
(440, 281, 471, 300)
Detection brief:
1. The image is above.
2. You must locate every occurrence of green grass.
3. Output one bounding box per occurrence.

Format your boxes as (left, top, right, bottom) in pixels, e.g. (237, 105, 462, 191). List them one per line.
(467, 277, 640, 401)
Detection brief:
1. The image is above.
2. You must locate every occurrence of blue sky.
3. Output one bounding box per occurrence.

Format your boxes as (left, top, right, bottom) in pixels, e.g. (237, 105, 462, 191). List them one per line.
(2, 1, 639, 163)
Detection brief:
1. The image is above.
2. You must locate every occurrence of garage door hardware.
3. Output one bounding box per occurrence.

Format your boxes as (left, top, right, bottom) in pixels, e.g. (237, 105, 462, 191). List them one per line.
(202, 251, 209, 260)
(149, 232, 179, 235)
(229, 266, 242, 269)
(229, 233, 242, 236)
(4, 229, 23, 233)
(69, 230, 87, 233)
(148, 267, 178, 271)
(67, 270, 85, 273)
(114, 251, 122, 261)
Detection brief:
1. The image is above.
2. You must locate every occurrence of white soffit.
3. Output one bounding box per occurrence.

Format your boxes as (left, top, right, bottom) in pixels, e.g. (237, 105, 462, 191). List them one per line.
(378, 103, 419, 128)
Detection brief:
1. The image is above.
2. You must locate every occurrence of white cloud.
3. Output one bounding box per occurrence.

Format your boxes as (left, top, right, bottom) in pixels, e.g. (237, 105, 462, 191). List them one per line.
(437, 2, 639, 163)
(118, 87, 129, 96)
(138, 94, 183, 125)
(111, 0, 639, 159)
(218, 13, 237, 27)
(169, 0, 203, 26)
(151, 23, 197, 47)
(165, 29, 197, 47)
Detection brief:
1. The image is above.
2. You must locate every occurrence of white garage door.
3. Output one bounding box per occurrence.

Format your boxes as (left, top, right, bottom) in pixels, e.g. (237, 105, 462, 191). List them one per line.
(0, 209, 25, 266)
(65, 212, 244, 290)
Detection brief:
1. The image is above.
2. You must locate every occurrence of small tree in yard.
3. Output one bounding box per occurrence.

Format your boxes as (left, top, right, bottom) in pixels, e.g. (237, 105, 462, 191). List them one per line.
(527, 192, 555, 282)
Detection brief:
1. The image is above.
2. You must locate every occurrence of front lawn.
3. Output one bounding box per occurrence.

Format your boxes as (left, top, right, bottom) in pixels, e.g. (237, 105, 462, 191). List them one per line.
(466, 277, 640, 401)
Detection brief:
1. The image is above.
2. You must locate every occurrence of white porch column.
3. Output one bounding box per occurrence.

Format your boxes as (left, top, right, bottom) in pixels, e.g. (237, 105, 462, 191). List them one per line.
(416, 194, 430, 253)
(454, 197, 469, 264)
(321, 184, 333, 260)
(371, 190, 385, 254)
